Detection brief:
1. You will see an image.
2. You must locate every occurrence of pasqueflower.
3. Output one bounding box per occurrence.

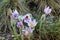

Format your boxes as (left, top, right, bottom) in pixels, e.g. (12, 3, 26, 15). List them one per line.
(11, 9, 19, 19)
(22, 14, 31, 23)
(44, 6, 52, 14)
(17, 22, 24, 28)
(28, 19, 37, 28)
(23, 27, 34, 36)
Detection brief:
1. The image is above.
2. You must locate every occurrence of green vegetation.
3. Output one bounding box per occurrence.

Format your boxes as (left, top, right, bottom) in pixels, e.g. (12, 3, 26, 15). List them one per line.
(0, 0, 60, 40)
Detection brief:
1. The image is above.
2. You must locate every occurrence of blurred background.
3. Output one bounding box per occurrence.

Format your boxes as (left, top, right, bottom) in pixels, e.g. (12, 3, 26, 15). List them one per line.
(0, 0, 60, 40)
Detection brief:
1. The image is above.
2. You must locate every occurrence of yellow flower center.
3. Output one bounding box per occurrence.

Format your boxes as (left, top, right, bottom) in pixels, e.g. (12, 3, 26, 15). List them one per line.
(30, 23, 35, 27)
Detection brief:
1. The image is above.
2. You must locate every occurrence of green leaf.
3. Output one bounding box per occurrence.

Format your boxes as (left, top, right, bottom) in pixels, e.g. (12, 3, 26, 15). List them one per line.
(18, 15, 23, 21)
(10, 17, 17, 26)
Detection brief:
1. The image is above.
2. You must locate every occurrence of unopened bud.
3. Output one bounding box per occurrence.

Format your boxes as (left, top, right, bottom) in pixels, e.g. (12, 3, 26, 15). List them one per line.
(7, 8, 12, 16)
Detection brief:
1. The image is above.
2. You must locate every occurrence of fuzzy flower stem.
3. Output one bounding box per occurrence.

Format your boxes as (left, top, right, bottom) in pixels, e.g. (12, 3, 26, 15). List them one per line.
(39, 20, 42, 40)
(39, 14, 46, 40)
(27, 32, 31, 40)
(20, 28, 24, 40)
(13, 25, 19, 40)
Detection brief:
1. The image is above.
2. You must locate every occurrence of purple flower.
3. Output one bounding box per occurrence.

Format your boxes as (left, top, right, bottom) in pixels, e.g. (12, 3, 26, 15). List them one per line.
(23, 27, 34, 36)
(22, 14, 31, 23)
(17, 22, 24, 28)
(28, 19, 37, 28)
(44, 6, 52, 14)
(11, 9, 19, 19)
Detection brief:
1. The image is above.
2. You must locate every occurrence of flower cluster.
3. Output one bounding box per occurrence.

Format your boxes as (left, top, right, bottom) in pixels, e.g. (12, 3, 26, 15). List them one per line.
(10, 6, 52, 37)
(11, 9, 37, 37)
